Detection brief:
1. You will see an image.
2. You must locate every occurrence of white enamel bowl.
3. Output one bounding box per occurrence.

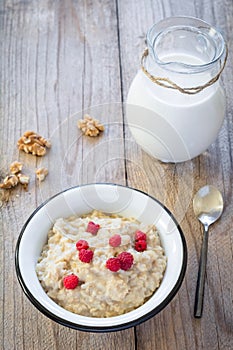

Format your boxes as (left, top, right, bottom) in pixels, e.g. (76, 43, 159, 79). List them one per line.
(15, 183, 187, 332)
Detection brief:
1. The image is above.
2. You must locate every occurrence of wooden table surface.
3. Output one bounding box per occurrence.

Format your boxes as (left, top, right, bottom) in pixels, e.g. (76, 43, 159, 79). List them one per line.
(0, 1, 232, 349)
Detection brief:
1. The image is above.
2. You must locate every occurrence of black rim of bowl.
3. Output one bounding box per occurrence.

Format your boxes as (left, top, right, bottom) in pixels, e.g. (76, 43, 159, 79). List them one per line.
(15, 183, 188, 333)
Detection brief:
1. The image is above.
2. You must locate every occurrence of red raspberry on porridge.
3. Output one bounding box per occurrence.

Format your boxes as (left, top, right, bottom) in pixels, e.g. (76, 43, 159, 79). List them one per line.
(106, 257, 121, 272)
(63, 274, 79, 289)
(79, 249, 94, 263)
(86, 221, 100, 234)
(76, 239, 89, 251)
(118, 251, 134, 270)
(135, 240, 147, 252)
(135, 230, 147, 241)
(109, 234, 121, 247)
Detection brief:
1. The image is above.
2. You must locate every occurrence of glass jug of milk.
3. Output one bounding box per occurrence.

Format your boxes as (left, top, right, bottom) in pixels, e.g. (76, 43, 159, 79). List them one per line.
(126, 17, 227, 162)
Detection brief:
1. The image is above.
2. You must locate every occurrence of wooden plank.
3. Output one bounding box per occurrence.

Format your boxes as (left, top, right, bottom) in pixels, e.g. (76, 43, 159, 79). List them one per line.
(0, 0, 81, 348)
(0, 0, 134, 349)
(117, 0, 233, 349)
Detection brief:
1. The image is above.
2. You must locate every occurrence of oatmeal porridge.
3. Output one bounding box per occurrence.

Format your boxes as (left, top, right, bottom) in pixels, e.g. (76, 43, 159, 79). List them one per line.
(36, 210, 167, 317)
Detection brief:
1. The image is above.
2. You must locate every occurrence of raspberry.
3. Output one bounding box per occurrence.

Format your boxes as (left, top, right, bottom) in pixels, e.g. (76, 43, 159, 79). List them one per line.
(76, 239, 89, 251)
(79, 249, 94, 263)
(86, 221, 100, 235)
(109, 234, 121, 247)
(135, 230, 147, 241)
(135, 240, 147, 252)
(118, 252, 134, 271)
(106, 257, 121, 272)
(63, 274, 79, 289)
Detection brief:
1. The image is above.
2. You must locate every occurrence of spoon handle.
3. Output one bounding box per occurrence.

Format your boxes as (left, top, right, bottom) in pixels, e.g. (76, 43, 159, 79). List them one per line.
(194, 224, 209, 318)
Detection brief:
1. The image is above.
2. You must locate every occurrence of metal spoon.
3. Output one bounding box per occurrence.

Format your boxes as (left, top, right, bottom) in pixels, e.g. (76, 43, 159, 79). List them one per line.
(193, 185, 224, 318)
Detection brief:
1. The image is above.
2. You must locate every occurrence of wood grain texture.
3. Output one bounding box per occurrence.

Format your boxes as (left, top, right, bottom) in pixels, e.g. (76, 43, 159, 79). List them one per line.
(117, 1, 233, 349)
(0, 0, 232, 349)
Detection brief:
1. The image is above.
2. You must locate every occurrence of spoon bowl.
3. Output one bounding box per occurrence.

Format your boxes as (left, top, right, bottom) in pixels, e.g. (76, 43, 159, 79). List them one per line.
(193, 185, 224, 226)
(193, 185, 223, 318)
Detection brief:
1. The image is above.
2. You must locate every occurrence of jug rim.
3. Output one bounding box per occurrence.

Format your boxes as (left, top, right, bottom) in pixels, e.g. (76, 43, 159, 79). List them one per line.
(146, 16, 226, 74)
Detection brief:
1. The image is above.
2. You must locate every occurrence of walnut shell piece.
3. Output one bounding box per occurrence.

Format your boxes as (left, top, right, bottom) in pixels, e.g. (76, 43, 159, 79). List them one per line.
(17, 131, 51, 156)
(17, 173, 30, 190)
(0, 174, 19, 189)
(77, 114, 104, 137)
(36, 167, 48, 182)
(9, 161, 23, 174)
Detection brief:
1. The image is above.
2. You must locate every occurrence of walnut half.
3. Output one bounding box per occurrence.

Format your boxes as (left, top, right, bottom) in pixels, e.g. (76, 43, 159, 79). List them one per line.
(17, 173, 30, 190)
(17, 131, 51, 156)
(36, 167, 48, 182)
(10, 161, 23, 174)
(0, 175, 19, 189)
(77, 114, 104, 137)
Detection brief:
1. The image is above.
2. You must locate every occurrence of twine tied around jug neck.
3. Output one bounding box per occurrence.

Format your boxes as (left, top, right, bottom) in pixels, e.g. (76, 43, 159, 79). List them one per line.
(141, 46, 228, 95)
